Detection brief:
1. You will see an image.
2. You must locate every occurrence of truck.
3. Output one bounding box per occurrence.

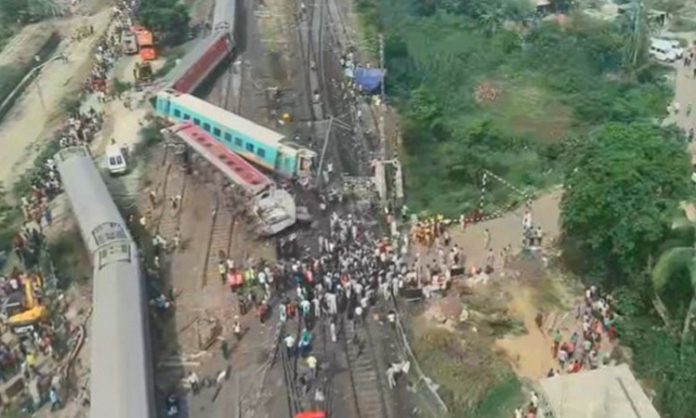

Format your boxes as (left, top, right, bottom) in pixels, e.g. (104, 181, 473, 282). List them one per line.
(134, 26, 157, 61)
(4, 274, 48, 333)
(122, 30, 138, 55)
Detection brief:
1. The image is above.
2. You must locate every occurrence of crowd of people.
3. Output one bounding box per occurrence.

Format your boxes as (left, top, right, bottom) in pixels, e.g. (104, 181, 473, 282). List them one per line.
(208, 211, 410, 405)
(547, 286, 617, 377)
(0, 268, 70, 414)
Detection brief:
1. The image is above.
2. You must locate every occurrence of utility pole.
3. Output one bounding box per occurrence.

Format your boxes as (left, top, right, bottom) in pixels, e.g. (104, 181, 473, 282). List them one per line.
(316, 117, 334, 189)
(379, 33, 385, 101)
(35, 76, 47, 112)
(33, 55, 47, 112)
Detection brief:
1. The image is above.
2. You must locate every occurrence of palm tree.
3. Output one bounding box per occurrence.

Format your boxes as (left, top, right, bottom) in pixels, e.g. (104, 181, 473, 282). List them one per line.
(621, 0, 648, 70)
(477, 6, 504, 37)
(652, 211, 696, 355)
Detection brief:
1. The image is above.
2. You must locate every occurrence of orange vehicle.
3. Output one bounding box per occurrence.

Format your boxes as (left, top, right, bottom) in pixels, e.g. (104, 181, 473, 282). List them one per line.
(133, 27, 153, 47)
(133, 26, 157, 60)
(139, 47, 157, 61)
(295, 412, 326, 418)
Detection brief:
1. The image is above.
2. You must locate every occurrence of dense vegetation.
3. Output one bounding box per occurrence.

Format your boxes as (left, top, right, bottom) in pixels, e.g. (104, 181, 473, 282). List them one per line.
(560, 123, 696, 418)
(137, 0, 190, 46)
(377, 0, 671, 216)
(561, 123, 691, 283)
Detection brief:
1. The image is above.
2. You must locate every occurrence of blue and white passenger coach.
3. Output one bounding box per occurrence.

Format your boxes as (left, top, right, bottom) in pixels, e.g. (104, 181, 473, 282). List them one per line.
(155, 89, 316, 179)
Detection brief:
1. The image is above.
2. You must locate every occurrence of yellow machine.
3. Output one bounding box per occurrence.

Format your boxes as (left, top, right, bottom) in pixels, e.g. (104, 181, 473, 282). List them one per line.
(134, 61, 153, 84)
(7, 274, 48, 329)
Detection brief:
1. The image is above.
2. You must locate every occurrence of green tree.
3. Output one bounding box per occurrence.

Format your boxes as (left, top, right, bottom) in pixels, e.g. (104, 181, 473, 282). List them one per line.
(560, 122, 691, 284)
(652, 212, 696, 354)
(138, 0, 189, 46)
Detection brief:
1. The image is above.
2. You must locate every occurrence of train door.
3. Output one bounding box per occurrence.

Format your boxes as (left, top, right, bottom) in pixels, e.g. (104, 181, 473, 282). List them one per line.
(157, 93, 171, 119)
(275, 150, 289, 177)
(298, 149, 317, 177)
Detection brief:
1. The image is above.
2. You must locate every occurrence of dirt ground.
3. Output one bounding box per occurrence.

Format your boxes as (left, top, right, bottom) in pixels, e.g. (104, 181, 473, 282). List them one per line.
(446, 188, 562, 270)
(412, 188, 594, 385)
(0, 9, 113, 186)
(0, 22, 59, 68)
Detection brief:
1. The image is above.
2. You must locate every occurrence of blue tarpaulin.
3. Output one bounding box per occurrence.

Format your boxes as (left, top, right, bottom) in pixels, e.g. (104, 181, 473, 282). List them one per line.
(353, 67, 384, 92)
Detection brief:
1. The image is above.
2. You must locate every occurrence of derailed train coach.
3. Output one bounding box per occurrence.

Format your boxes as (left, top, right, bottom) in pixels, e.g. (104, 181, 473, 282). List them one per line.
(154, 89, 316, 179)
(55, 147, 155, 418)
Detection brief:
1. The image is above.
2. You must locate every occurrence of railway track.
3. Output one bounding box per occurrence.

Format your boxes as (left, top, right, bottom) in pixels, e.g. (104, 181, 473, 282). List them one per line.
(201, 194, 237, 287)
(155, 152, 188, 240)
(198, 47, 245, 287)
(325, 0, 353, 52)
(281, 332, 303, 417)
(342, 316, 390, 418)
(296, 0, 328, 121)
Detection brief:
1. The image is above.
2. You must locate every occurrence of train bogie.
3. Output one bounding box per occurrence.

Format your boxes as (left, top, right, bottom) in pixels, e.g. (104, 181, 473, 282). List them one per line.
(165, 32, 234, 94)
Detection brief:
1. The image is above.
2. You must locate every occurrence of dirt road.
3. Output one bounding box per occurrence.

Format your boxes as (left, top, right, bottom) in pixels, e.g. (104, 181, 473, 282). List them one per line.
(0, 9, 112, 185)
(448, 188, 562, 271)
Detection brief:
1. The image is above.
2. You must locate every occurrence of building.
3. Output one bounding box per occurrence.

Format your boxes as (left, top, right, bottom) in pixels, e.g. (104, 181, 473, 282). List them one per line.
(539, 364, 661, 418)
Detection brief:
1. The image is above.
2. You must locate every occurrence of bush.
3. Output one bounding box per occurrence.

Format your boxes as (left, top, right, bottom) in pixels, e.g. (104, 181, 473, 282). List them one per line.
(0, 65, 26, 103)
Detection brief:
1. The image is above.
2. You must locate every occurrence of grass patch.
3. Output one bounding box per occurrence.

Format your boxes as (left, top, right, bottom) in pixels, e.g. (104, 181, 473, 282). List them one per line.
(482, 76, 575, 144)
(0, 65, 25, 102)
(475, 376, 525, 418)
(411, 326, 522, 417)
(669, 16, 696, 32)
(154, 48, 186, 78)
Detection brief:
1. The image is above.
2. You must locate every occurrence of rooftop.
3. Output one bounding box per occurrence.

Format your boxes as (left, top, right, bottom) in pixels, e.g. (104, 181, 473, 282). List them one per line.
(539, 364, 661, 418)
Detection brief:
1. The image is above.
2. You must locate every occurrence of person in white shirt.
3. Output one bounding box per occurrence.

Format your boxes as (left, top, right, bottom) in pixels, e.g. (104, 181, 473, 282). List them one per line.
(354, 305, 363, 326)
(284, 334, 296, 357)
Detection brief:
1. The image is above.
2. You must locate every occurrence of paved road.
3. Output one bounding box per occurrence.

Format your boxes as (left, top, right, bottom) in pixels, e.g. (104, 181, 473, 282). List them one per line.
(665, 37, 696, 160)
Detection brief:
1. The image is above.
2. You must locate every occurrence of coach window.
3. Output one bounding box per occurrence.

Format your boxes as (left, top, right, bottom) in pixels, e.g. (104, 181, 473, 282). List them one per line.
(203, 123, 211, 132)
(213, 127, 221, 137)
(234, 137, 243, 147)
(224, 132, 232, 142)
(173, 109, 181, 118)
(246, 143, 255, 153)
(257, 148, 266, 158)
(193, 118, 201, 126)
(183, 113, 191, 121)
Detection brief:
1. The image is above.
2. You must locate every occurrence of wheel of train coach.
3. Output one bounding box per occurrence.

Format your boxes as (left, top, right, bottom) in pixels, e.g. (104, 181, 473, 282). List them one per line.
(154, 89, 317, 180)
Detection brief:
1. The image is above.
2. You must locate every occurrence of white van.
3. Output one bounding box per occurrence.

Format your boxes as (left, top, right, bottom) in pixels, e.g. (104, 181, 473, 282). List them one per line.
(121, 31, 138, 55)
(106, 144, 128, 175)
(652, 37, 684, 59)
(649, 42, 677, 62)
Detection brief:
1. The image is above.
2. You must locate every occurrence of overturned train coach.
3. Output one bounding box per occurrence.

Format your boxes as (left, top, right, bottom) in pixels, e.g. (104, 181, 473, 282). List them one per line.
(154, 89, 316, 179)
(55, 146, 154, 418)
